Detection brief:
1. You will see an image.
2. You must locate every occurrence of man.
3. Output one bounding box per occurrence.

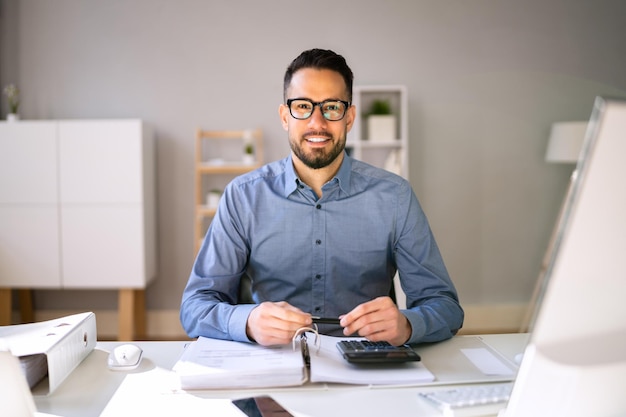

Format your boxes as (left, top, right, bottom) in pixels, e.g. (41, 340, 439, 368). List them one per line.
(180, 48, 463, 347)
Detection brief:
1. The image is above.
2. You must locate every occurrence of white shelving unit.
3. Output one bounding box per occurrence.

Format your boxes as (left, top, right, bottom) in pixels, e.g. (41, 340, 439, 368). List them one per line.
(347, 85, 409, 180)
(194, 128, 263, 255)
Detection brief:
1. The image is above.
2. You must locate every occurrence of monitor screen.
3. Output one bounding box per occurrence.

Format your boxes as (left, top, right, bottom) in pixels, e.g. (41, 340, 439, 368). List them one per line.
(503, 97, 626, 416)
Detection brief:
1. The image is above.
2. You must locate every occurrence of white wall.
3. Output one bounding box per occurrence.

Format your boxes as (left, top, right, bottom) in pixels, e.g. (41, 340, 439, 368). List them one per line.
(2, 0, 625, 335)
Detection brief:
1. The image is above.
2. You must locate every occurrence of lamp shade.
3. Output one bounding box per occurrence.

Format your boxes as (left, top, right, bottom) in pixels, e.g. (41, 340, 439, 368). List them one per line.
(545, 121, 587, 163)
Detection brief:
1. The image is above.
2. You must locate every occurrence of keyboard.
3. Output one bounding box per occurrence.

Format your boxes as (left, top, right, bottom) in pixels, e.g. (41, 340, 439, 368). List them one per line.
(419, 382, 513, 417)
(336, 340, 421, 364)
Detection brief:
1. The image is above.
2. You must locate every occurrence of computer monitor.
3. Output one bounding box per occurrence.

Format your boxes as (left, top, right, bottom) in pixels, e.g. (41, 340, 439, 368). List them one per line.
(503, 97, 626, 416)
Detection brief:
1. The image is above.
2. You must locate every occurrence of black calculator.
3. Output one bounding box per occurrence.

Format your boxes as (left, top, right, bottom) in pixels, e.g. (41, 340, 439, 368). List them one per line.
(336, 340, 421, 364)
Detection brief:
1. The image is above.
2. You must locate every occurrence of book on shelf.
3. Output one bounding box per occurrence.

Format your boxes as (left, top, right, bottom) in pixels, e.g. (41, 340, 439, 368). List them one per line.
(173, 332, 435, 390)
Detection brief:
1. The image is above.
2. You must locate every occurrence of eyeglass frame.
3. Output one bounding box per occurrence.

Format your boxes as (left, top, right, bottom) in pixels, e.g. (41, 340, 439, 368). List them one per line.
(285, 98, 351, 121)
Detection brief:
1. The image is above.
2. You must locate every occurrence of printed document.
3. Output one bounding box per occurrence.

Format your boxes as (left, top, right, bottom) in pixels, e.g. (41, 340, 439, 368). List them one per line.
(173, 334, 435, 390)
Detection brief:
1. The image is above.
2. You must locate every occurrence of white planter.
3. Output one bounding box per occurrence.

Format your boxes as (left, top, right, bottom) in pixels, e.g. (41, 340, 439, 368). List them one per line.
(206, 191, 221, 209)
(7, 113, 20, 122)
(242, 154, 255, 165)
(367, 115, 396, 141)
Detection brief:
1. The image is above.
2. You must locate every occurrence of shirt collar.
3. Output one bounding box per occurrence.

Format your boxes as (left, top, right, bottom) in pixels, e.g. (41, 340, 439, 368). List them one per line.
(284, 154, 300, 196)
(283, 152, 353, 197)
(334, 152, 353, 195)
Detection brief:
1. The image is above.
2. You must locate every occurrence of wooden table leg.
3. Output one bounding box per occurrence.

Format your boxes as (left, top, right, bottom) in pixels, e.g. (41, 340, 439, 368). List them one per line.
(118, 289, 146, 341)
(0, 288, 12, 325)
(134, 289, 146, 340)
(18, 289, 34, 323)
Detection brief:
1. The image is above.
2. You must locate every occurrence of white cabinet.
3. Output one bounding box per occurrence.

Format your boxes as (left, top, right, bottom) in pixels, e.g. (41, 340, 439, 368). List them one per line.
(0, 120, 156, 339)
(0, 122, 60, 288)
(57, 121, 156, 288)
(347, 85, 409, 179)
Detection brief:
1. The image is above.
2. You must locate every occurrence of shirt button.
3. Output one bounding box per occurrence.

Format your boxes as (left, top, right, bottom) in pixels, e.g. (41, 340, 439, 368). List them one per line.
(316, 204, 321, 209)
(315, 239, 322, 245)
(315, 307, 321, 312)
(315, 274, 321, 279)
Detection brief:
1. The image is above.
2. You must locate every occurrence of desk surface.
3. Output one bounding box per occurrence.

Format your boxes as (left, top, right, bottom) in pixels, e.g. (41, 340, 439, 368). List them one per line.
(34, 333, 528, 417)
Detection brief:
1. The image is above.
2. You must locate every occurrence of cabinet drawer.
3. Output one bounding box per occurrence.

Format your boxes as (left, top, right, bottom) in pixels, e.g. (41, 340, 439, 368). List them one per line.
(59, 120, 144, 204)
(60, 205, 150, 288)
(0, 122, 58, 203)
(0, 206, 61, 287)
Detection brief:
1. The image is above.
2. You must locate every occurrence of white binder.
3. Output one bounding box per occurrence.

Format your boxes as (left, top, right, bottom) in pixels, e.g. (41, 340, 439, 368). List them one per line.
(0, 312, 97, 395)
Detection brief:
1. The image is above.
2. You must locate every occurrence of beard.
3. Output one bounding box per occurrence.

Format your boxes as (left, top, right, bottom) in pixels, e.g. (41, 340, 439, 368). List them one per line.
(289, 129, 347, 169)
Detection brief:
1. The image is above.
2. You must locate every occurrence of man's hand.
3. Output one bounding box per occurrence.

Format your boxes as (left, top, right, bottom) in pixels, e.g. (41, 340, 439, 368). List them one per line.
(339, 296, 412, 346)
(246, 301, 313, 346)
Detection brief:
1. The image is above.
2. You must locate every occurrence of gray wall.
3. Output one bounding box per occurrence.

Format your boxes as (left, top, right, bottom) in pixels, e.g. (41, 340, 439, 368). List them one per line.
(2, 0, 625, 316)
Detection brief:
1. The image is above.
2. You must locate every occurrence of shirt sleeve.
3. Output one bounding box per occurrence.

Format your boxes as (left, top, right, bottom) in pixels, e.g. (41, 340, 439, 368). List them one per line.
(179, 182, 255, 342)
(394, 182, 465, 344)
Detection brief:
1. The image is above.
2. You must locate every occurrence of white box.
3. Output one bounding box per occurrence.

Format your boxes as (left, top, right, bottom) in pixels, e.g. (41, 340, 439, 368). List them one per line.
(367, 115, 396, 141)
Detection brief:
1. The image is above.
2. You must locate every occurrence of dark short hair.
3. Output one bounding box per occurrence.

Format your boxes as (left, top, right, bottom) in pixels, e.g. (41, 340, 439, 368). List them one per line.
(283, 48, 354, 103)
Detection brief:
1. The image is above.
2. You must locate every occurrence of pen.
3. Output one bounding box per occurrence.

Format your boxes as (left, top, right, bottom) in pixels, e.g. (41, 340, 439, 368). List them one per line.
(311, 316, 341, 325)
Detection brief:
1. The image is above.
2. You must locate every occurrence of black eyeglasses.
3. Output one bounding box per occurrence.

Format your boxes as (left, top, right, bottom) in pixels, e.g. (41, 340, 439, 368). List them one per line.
(286, 98, 351, 121)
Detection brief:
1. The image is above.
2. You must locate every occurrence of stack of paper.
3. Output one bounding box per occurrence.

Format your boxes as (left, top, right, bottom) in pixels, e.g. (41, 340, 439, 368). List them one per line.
(18, 353, 49, 388)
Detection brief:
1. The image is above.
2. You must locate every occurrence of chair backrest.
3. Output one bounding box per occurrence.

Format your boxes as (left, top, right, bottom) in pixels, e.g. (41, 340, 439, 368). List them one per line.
(238, 274, 254, 304)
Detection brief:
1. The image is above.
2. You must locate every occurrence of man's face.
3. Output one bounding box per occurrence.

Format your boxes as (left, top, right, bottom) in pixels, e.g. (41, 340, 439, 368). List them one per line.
(279, 68, 355, 169)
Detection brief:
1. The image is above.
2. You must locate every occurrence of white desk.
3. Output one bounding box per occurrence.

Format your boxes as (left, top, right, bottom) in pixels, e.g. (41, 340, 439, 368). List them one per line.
(34, 334, 528, 417)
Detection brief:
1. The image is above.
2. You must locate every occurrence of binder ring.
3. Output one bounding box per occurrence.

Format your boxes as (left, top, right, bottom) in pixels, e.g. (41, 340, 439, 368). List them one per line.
(292, 325, 320, 353)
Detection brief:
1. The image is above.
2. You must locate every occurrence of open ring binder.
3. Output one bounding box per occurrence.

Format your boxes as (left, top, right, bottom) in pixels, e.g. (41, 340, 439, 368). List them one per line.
(292, 325, 321, 368)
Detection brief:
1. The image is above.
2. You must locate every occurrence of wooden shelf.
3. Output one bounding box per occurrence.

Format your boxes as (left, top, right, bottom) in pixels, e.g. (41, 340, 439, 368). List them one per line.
(194, 128, 263, 255)
(196, 205, 217, 217)
(349, 139, 403, 149)
(197, 162, 262, 174)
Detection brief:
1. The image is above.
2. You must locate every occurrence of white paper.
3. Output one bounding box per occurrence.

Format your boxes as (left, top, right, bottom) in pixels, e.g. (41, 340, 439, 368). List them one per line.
(100, 367, 245, 417)
(310, 334, 435, 385)
(174, 334, 436, 389)
(461, 348, 515, 376)
(173, 337, 306, 389)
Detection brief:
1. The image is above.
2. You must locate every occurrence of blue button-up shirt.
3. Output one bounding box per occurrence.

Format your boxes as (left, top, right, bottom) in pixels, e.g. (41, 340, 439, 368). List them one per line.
(180, 153, 463, 344)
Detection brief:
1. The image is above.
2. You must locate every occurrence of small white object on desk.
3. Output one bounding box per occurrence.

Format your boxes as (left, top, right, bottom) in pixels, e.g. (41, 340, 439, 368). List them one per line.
(460, 348, 516, 376)
(108, 344, 143, 371)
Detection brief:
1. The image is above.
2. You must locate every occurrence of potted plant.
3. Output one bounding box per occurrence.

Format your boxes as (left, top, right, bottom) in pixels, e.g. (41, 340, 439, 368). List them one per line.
(366, 99, 396, 142)
(3, 84, 20, 121)
(242, 142, 255, 165)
